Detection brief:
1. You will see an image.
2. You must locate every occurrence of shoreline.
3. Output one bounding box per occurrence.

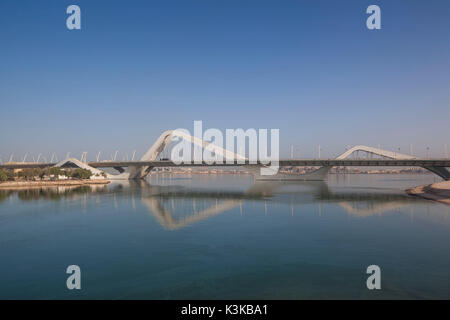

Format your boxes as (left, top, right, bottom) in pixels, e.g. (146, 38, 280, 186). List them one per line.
(406, 181, 450, 205)
(0, 179, 110, 189)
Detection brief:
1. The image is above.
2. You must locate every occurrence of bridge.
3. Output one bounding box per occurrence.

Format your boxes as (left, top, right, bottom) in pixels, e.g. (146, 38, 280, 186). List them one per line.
(1, 130, 449, 180)
(3, 159, 450, 170)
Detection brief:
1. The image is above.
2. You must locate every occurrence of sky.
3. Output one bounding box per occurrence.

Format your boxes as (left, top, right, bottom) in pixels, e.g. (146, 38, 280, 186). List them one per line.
(1, 0, 449, 161)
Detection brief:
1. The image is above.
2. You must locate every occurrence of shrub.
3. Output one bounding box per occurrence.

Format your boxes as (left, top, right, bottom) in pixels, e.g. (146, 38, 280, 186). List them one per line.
(0, 169, 11, 182)
(48, 167, 64, 176)
(71, 168, 93, 179)
(18, 168, 41, 181)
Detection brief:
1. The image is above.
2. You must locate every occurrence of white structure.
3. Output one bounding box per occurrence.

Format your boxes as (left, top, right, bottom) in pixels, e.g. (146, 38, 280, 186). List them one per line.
(335, 145, 415, 160)
(250, 145, 417, 181)
(125, 130, 423, 181)
(96, 130, 448, 181)
(54, 158, 128, 180)
(127, 130, 245, 179)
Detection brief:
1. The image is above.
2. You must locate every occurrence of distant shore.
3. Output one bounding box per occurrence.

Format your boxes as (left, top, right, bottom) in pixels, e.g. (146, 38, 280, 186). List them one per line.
(406, 181, 450, 205)
(0, 179, 110, 189)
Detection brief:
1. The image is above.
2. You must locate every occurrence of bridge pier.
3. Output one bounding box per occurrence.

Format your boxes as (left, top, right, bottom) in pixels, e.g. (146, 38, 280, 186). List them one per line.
(127, 165, 154, 180)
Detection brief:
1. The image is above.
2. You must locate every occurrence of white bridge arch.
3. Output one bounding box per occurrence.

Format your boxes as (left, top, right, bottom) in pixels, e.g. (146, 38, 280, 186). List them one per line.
(113, 130, 449, 181)
(335, 145, 415, 160)
(128, 129, 247, 179)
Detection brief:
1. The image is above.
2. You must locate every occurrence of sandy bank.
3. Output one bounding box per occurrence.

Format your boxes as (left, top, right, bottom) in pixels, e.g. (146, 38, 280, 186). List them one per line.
(406, 181, 450, 204)
(0, 179, 110, 189)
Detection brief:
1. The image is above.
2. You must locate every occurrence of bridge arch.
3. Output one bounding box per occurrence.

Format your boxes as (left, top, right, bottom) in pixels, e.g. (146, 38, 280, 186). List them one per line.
(127, 130, 449, 181)
(336, 145, 416, 160)
(128, 129, 246, 179)
(335, 145, 449, 180)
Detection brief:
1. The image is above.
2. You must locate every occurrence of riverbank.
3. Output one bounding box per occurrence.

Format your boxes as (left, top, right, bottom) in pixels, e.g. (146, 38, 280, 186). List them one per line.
(406, 181, 450, 204)
(0, 179, 110, 189)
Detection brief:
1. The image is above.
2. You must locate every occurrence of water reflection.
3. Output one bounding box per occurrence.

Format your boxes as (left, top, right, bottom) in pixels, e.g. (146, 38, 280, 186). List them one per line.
(1, 176, 448, 228)
(0, 185, 107, 202)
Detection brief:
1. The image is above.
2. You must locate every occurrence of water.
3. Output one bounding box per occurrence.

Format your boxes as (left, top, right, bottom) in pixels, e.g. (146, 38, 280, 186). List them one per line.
(0, 174, 449, 299)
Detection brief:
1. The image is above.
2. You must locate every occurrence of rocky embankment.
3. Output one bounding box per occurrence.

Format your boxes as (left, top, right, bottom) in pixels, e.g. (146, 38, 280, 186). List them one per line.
(0, 179, 110, 189)
(406, 181, 450, 204)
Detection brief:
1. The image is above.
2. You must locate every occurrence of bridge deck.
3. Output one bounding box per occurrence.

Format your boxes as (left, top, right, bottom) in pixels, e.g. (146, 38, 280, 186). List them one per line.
(1, 159, 450, 169)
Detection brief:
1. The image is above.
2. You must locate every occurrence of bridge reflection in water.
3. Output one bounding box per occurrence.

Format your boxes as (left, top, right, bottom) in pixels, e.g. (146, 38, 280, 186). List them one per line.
(2, 176, 448, 229)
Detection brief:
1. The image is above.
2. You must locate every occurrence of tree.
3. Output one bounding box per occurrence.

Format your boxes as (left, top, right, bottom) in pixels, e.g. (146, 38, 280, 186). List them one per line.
(0, 169, 12, 182)
(48, 167, 64, 177)
(63, 170, 73, 179)
(38, 168, 46, 180)
(71, 168, 93, 179)
(18, 168, 39, 181)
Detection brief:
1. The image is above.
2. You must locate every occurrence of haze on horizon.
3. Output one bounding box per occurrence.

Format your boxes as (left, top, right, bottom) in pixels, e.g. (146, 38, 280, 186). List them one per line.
(1, 0, 449, 161)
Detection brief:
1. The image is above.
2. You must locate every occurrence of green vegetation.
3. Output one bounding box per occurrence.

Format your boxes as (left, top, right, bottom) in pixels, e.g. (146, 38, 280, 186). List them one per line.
(69, 168, 93, 179)
(17, 168, 41, 180)
(47, 167, 64, 176)
(0, 167, 95, 182)
(0, 169, 15, 182)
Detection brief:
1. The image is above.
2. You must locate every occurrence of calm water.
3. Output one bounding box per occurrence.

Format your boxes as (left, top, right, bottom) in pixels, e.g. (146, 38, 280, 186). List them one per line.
(0, 174, 449, 299)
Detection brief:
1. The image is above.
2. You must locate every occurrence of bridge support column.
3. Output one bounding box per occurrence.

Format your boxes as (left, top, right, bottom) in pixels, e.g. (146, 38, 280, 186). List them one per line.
(127, 165, 154, 180)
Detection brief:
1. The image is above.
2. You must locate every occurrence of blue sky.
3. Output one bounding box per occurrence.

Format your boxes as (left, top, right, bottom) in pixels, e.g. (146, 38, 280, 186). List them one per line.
(1, 0, 449, 161)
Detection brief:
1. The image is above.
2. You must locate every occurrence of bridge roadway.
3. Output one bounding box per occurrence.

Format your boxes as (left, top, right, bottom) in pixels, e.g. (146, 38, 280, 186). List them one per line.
(2, 159, 450, 169)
